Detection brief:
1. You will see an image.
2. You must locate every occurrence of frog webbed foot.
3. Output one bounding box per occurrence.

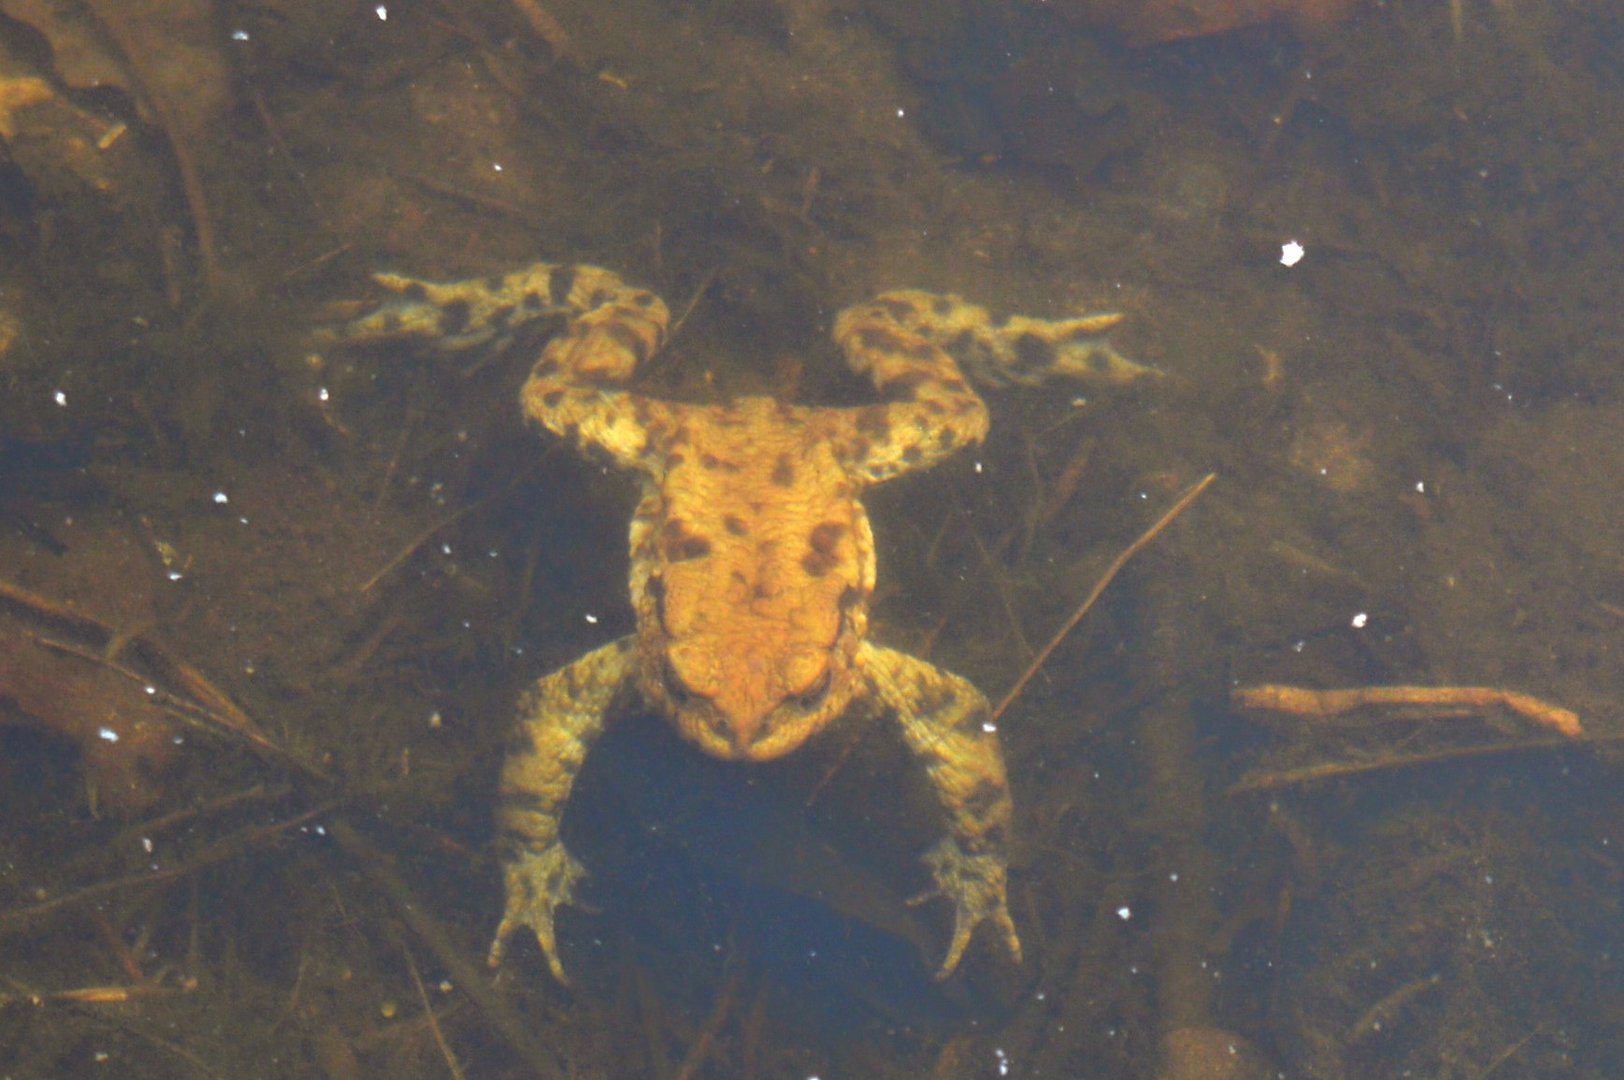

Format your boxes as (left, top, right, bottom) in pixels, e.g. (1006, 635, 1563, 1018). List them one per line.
(989, 311, 1162, 389)
(913, 835, 1023, 979)
(488, 841, 591, 984)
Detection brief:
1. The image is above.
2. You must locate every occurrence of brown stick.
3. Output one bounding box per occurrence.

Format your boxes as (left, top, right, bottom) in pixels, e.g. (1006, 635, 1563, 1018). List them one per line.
(1227, 734, 1598, 794)
(402, 942, 466, 1080)
(0, 981, 185, 1007)
(81, 0, 221, 293)
(1231, 684, 1582, 737)
(358, 490, 506, 594)
(507, 0, 578, 63)
(674, 958, 742, 1080)
(326, 818, 565, 1078)
(29, 633, 298, 771)
(4, 586, 326, 783)
(991, 472, 1217, 724)
(0, 802, 341, 930)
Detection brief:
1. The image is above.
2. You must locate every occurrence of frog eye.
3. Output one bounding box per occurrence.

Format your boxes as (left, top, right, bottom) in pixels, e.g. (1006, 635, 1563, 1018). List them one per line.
(660, 655, 698, 706)
(792, 668, 833, 711)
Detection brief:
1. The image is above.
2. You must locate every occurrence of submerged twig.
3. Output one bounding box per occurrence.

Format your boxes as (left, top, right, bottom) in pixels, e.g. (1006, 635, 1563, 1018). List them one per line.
(0, 979, 187, 1010)
(81, 0, 220, 293)
(665, 265, 720, 348)
(327, 818, 565, 1077)
(674, 946, 743, 1080)
(1232, 684, 1582, 737)
(0, 801, 341, 930)
(1227, 733, 1615, 794)
(357, 488, 507, 594)
(29, 633, 316, 779)
(0, 576, 320, 779)
(991, 472, 1217, 724)
(1347, 971, 1443, 1045)
(402, 942, 466, 1080)
(507, 0, 579, 64)
(396, 171, 540, 227)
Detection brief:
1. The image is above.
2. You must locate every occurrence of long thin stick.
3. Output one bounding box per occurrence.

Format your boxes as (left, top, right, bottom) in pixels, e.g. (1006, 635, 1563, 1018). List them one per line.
(358, 490, 505, 594)
(0, 576, 290, 770)
(327, 819, 564, 1078)
(1227, 734, 1604, 794)
(674, 958, 742, 1080)
(991, 472, 1216, 724)
(1232, 684, 1581, 737)
(30, 634, 310, 776)
(0, 802, 340, 929)
(402, 942, 466, 1080)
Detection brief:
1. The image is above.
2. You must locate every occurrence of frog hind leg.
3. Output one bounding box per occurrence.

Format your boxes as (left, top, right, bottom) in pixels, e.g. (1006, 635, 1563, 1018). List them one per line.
(489, 636, 638, 984)
(858, 640, 1022, 978)
(322, 262, 667, 357)
(869, 289, 1162, 389)
(319, 263, 561, 350)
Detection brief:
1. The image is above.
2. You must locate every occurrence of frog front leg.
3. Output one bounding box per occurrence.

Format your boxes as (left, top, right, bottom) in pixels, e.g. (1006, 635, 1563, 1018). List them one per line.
(858, 641, 1022, 978)
(489, 637, 638, 983)
(322, 262, 680, 471)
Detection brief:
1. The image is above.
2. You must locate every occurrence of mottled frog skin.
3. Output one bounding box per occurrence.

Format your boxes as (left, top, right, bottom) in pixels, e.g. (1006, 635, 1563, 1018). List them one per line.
(335, 261, 1156, 983)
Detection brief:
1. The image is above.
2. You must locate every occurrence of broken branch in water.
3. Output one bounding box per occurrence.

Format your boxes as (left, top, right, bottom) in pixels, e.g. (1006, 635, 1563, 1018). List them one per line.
(991, 471, 1217, 724)
(1232, 684, 1581, 737)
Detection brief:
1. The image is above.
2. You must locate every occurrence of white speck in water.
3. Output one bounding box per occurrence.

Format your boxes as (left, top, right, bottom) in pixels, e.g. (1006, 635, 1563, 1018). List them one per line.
(54, 390, 67, 406)
(1351, 612, 1369, 629)
(99, 727, 120, 743)
(1280, 240, 1305, 267)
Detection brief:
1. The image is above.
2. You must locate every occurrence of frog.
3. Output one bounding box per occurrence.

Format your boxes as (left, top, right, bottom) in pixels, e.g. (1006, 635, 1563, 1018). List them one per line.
(332, 260, 1157, 983)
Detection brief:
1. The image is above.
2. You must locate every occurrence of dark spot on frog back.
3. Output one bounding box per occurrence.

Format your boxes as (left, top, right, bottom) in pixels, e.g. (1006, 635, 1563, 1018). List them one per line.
(661, 518, 713, 562)
(771, 455, 796, 487)
(801, 521, 846, 577)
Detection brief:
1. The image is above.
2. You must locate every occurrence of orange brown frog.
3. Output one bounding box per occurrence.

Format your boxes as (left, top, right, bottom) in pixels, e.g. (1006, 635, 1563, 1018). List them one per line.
(335, 261, 1156, 982)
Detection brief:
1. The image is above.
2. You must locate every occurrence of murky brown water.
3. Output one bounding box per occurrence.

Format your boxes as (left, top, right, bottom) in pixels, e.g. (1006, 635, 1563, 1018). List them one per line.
(1, 1, 1620, 1076)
